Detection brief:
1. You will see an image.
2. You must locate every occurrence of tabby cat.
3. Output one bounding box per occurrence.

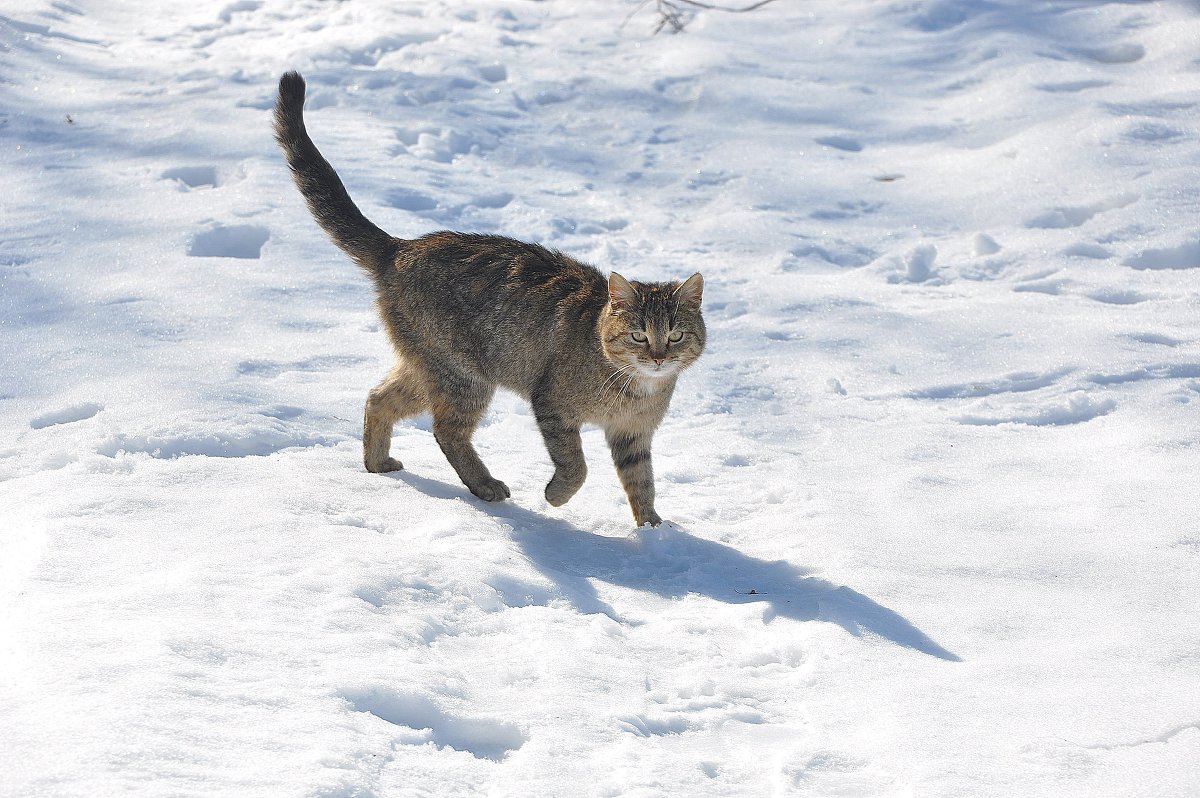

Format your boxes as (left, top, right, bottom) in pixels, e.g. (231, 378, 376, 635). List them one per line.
(273, 71, 705, 526)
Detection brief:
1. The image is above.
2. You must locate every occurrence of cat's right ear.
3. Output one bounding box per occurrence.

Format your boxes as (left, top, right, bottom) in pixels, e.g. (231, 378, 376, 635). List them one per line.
(674, 272, 704, 307)
(609, 273, 639, 312)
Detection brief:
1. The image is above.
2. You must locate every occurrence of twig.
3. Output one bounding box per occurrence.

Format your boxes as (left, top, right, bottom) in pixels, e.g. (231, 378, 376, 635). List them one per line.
(673, 0, 779, 10)
(632, 0, 780, 34)
(620, 0, 655, 30)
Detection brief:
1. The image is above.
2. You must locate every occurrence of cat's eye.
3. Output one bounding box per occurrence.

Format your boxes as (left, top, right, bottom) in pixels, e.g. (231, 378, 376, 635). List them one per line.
(630, 331, 648, 343)
(668, 330, 684, 343)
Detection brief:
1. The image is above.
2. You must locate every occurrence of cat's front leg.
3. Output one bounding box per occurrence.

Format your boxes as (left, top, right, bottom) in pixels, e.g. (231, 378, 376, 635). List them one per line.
(605, 428, 662, 527)
(534, 407, 587, 506)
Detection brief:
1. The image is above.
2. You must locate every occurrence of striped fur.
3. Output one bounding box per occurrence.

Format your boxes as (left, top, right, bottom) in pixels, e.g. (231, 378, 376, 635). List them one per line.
(274, 72, 705, 525)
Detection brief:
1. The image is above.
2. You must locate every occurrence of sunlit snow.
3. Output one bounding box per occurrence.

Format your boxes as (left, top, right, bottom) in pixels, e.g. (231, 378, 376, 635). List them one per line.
(2, 1, 1199, 795)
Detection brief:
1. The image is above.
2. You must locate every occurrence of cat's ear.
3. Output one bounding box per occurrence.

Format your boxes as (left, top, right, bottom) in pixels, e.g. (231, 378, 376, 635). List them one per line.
(673, 272, 704, 307)
(608, 272, 639, 312)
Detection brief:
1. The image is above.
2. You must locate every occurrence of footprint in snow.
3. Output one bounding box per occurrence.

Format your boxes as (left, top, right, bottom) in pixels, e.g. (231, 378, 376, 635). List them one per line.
(384, 187, 438, 212)
(1122, 121, 1184, 143)
(162, 166, 218, 189)
(1125, 238, 1200, 271)
(340, 688, 526, 762)
(1086, 363, 1200, 386)
(1035, 79, 1110, 94)
(1086, 288, 1152, 306)
(477, 63, 506, 83)
(973, 233, 1001, 256)
(95, 427, 333, 459)
(257, 405, 304, 420)
(31, 402, 103, 429)
(548, 216, 627, 238)
(617, 682, 764, 738)
(218, 0, 262, 24)
(1123, 333, 1182, 348)
(956, 392, 1116, 427)
(907, 367, 1072, 400)
(814, 135, 863, 153)
(1025, 195, 1137, 230)
(1104, 98, 1198, 119)
(395, 125, 498, 162)
(1062, 242, 1112, 260)
(784, 239, 878, 270)
(188, 224, 269, 259)
(810, 200, 881, 221)
(783, 750, 898, 794)
(235, 354, 369, 377)
(1074, 42, 1145, 65)
(687, 170, 736, 189)
(1012, 278, 1068, 296)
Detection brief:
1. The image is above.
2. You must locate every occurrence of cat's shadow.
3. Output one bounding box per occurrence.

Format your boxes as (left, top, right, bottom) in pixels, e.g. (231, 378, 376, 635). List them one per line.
(390, 469, 961, 662)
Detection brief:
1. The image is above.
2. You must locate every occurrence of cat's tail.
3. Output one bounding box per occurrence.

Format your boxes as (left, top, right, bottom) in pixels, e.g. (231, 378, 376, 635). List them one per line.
(274, 71, 398, 278)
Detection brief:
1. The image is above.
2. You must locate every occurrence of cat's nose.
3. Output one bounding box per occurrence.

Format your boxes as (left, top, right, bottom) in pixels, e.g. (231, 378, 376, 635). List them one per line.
(653, 358, 665, 366)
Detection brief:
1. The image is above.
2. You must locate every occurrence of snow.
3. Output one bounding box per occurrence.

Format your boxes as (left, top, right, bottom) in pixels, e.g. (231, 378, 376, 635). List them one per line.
(2, 0, 1199, 795)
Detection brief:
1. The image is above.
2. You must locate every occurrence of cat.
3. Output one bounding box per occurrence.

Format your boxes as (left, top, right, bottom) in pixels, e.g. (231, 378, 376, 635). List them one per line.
(273, 71, 705, 526)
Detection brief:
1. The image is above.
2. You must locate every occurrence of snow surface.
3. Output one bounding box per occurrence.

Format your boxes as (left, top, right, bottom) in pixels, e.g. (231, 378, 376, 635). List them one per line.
(2, 0, 1200, 795)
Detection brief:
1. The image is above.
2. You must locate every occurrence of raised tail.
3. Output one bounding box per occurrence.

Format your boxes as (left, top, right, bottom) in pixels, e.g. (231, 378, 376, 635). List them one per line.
(273, 71, 398, 277)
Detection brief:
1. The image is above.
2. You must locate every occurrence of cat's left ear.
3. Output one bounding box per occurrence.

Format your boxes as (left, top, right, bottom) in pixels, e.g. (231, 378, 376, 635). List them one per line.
(673, 272, 704, 307)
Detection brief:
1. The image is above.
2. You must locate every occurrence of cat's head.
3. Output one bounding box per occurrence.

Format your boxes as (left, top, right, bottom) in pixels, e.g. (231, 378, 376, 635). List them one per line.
(600, 272, 706, 381)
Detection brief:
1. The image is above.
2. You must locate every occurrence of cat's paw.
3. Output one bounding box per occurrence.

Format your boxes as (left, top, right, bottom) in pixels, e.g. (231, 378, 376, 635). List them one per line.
(470, 478, 510, 503)
(545, 469, 586, 507)
(634, 509, 663, 527)
(366, 457, 403, 473)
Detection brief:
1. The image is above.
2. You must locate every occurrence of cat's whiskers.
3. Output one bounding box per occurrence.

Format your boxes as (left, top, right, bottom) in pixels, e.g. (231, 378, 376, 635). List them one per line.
(617, 369, 639, 399)
(597, 363, 636, 401)
(597, 367, 625, 394)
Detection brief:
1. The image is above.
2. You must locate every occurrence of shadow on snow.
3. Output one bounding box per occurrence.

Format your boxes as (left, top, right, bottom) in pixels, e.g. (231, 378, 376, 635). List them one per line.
(392, 469, 961, 662)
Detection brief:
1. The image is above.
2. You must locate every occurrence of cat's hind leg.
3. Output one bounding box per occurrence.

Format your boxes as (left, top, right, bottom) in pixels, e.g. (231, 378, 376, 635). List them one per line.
(363, 361, 428, 473)
(428, 377, 510, 502)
